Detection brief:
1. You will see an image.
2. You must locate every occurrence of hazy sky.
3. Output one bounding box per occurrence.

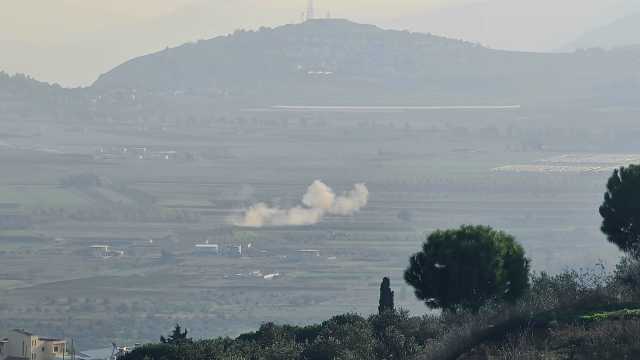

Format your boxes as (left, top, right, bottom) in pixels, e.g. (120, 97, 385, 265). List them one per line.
(2, 0, 638, 86)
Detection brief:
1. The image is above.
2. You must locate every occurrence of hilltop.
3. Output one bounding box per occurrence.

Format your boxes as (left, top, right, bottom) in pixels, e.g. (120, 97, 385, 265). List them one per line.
(0, 72, 87, 121)
(93, 19, 492, 105)
(3, 19, 640, 113)
(91, 19, 640, 107)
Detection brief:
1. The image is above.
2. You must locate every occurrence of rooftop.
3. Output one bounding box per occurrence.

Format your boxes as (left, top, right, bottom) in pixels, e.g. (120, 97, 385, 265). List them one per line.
(39, 338, 65, 342)
(11, 329, 65, 342)
(12, 329, 34, 336)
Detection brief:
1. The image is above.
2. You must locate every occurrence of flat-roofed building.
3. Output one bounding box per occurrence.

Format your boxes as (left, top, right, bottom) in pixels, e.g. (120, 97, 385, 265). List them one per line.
(3, 329, 65, 360)
(1, 339, 8, 360)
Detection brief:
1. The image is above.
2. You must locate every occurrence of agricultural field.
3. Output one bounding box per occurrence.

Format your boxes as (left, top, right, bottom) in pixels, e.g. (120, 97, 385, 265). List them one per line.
(0, 104, 637, 348)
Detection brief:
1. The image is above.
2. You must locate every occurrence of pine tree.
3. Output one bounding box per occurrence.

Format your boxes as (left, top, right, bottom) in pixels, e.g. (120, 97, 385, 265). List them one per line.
(160, 324, 192, 345)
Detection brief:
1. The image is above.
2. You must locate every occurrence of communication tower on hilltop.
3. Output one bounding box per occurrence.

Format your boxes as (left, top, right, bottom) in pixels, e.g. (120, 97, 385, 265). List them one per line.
(306, 0, 315, 21)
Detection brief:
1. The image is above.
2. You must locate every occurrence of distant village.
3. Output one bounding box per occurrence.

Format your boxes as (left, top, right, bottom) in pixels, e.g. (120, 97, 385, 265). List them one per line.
(87, 235, 322, 282)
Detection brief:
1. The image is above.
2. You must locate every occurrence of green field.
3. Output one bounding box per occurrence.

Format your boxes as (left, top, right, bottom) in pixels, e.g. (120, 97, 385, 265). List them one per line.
(0, 186, 90, 208)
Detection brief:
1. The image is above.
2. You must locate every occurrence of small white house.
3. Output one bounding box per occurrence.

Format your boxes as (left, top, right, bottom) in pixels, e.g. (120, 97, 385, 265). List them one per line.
(194, 243, 220, 255)
(90, 245, 124, 258)
(296, 249, 321, 258)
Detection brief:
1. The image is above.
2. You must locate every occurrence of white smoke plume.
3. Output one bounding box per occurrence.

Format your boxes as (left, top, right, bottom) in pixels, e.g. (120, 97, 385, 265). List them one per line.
(234, 180, 369, 227)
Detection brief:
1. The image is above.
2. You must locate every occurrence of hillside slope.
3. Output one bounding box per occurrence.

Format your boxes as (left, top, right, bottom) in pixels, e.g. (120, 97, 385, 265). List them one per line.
(93, 19, 640, 107)
(0, 72, 86, 120)
(567, 12, 640, 50)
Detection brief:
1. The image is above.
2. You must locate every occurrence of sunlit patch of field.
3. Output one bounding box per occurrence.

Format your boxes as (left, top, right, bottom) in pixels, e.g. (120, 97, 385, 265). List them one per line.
(539, 153, 640, 165)
(0, 186, 90, 208)
(493, 153, 640, 173)
(0, 280, 25, 290)
(492, 165, 615, 173)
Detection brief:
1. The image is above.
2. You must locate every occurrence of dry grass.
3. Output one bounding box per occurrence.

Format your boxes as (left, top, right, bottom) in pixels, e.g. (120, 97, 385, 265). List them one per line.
(553, 319, 640, 359)
(449, 317, 640, 360)
(412, 267, 621, 360)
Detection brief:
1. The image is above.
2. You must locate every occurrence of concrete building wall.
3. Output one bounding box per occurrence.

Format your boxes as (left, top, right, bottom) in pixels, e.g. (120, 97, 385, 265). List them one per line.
(6, 330, 36, 359)
(37, 340, 65, 360)
(0, 341, 8, 360)
(4, 331, 65, 360)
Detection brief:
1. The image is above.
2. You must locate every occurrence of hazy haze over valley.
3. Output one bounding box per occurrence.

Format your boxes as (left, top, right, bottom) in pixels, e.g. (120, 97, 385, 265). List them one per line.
(3, 1, 640, 357)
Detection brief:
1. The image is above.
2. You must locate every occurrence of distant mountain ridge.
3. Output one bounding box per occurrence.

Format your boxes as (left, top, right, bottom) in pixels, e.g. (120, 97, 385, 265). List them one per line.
(3, 19, 640, 112)
(0, 72, 87, 121)
(566, 12, 640, 50)
(92, 19, 640, 107)
(93, 19, 494, 105)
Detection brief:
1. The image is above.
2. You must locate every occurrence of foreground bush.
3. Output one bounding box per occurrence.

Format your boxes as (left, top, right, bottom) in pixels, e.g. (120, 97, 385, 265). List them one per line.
(121, 311, 443, 360)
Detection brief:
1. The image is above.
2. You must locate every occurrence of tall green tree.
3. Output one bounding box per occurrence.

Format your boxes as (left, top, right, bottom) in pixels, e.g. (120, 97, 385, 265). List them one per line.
(600, 165, 640, 258)
(378, 277, 395, 314)
(404, 225, 530, 311)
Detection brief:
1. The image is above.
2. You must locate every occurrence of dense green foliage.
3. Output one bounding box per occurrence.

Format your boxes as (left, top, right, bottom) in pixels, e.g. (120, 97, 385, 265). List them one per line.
(121, 310, 443, 360)
(119, 264, 640, 360)
(600, 165, 640, 258)
(404, 225, 530, 311)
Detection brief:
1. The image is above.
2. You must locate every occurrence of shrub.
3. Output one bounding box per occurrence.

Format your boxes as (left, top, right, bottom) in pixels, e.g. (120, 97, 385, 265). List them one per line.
(553, 319, 640, 359)
(612, 256, 640, 301)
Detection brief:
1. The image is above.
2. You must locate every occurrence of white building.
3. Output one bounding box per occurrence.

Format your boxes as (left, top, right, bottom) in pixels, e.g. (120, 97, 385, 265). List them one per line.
(1, 329, 65, 360)
(294, 249, 321, 258)
(194, 243, 220, 255)
(90, 245, 124, 258)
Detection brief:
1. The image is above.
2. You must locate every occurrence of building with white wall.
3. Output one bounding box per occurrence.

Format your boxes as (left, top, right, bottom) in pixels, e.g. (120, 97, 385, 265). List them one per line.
(1, 329, 65, 360)
(1, 339, 8, 360)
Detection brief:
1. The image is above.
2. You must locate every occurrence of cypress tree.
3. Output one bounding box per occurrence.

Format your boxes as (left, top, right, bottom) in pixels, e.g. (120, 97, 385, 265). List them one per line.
(378, 277, 394, 314)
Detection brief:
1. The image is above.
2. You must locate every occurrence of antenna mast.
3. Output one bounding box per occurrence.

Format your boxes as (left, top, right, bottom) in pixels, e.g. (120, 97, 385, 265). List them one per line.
(306, 0, 315, 21)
